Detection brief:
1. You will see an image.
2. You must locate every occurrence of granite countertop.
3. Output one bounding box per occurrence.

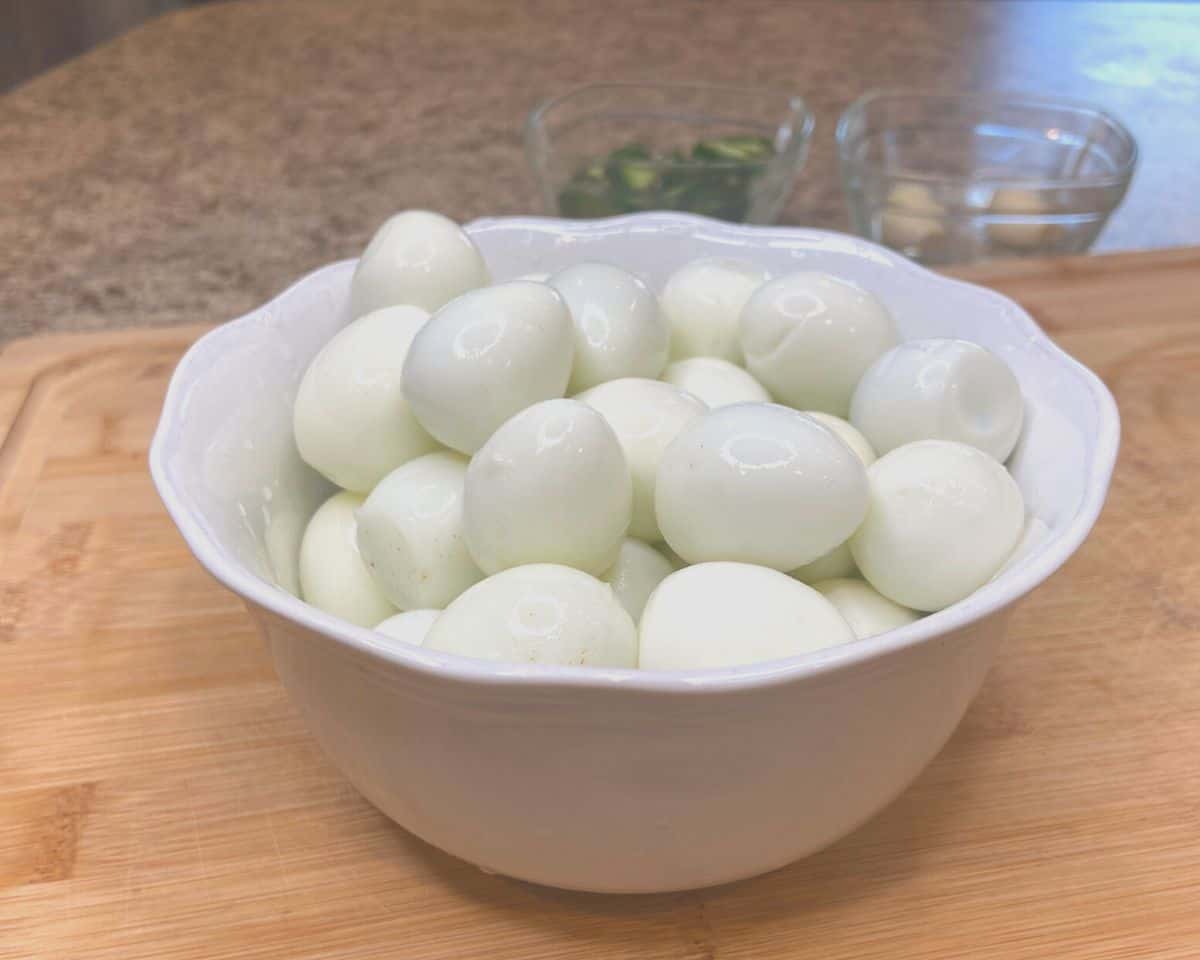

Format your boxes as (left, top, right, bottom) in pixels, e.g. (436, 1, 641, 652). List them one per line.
(3, 0, 1199, 341)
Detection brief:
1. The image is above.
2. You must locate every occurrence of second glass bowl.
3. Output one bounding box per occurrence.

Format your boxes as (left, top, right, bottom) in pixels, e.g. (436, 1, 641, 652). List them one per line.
(837, 91, 1137, 265)
(526, 83, 814, 225)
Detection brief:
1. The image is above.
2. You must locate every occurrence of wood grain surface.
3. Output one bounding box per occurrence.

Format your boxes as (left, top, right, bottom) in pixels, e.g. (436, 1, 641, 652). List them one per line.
(1, 251, 1198, 959)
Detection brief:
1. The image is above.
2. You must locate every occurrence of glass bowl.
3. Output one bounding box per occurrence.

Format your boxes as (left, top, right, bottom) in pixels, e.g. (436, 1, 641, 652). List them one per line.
(526, 82, 814, 224)
(836, 90, 1137, 266)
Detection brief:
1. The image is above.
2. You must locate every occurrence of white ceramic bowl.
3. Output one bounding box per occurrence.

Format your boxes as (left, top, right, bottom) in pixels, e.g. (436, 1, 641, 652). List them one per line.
(150, 214, 1118, 893)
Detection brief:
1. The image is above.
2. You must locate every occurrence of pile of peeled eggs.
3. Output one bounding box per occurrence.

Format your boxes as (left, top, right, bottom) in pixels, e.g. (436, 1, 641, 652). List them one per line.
(293, 210, 1032, 671)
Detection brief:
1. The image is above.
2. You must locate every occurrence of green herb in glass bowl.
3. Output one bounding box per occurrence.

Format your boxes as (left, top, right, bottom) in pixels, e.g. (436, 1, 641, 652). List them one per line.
(557, 136, 775, 221)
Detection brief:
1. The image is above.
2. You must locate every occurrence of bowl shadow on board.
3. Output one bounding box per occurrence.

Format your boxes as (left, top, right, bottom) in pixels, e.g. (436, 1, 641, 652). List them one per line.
(386, 713, 991, 924)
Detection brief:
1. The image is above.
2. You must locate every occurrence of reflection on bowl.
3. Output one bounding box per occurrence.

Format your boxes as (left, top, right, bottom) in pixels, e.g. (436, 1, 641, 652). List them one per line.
(151, 214, 1118, 893)
(837, 90, 1137, 265)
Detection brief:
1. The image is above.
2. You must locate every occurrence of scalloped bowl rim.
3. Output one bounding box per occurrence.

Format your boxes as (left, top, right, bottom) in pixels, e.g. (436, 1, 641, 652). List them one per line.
(149, 212, 1120, 694)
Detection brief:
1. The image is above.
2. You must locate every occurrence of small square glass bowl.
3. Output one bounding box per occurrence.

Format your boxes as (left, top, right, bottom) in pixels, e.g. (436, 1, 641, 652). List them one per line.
(525, 82, 814, 224)
(836, 90, 1137, 266)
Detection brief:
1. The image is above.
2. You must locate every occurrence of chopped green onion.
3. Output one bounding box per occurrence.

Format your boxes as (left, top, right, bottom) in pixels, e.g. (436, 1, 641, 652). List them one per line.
(692, 135, 774, 163)
(556, 135, 776, 222)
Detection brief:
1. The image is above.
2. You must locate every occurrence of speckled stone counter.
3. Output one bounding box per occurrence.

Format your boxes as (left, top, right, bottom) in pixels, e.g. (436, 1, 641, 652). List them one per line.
(3, 0, 1199, 341)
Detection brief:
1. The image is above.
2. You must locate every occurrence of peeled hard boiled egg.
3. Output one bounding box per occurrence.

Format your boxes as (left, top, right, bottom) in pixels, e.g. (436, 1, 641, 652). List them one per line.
(602, 538, 675, 621)
(658, 542, 687, 571)
(402, 281, 575, 454)
(782, 412, 872, 591)
(739, 271, 898, 417)
(299, 491, 396, 627)
(639, 562, 855, 670)
(374, 609, 439, 647)
(850, 338, 1024, 462)
(549, 262, 669, 393)
(656, 403, 868, 570)
(660, 258, 770, 363)
(349, 210, 490, 318)
(790, 542, 858, 584)
(804, 411, 877, 466)
(355, 451, 482, 610)
(463, 399, 632, 576)
(812, 578, 920, 639)
(575, 378, 707, 542)
(661, 356, 771, 408)
(293, 305, 438, 493)
(851, 440, 1025, 612)
(425, 564, 638, 668)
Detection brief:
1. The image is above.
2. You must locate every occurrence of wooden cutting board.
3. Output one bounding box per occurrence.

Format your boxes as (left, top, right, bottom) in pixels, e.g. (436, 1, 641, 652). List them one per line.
(2, 249, 1198, 960)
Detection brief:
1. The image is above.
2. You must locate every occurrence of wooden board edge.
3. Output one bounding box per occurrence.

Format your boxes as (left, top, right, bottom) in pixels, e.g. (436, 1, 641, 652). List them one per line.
(945, 243, 1200, 285)
(0, 324, 213, 470)
(0, 323, 213, 373)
